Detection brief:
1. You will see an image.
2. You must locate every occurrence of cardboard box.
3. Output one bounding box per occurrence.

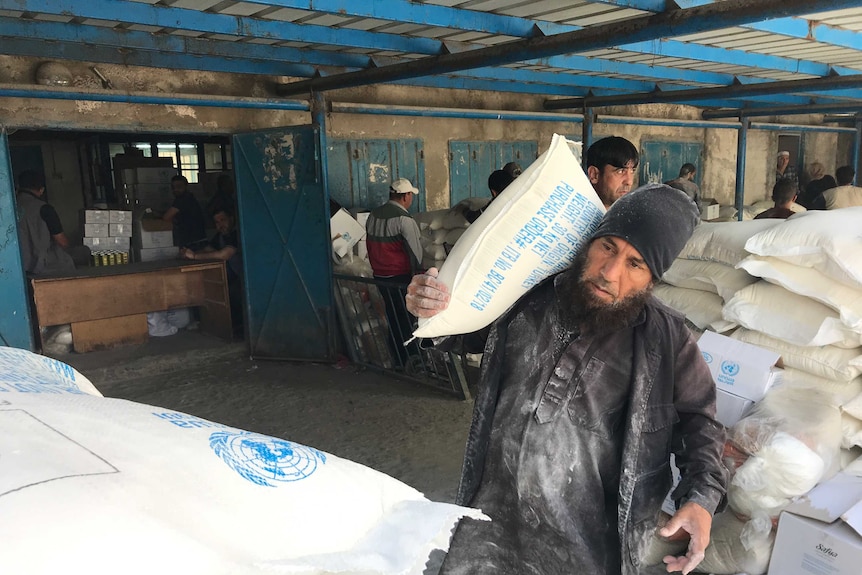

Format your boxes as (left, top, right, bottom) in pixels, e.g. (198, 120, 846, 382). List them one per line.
(137, 246, 178, 262)
(135, 218, 175, 249)
(768, 473, 862, 575)
(109, 223, 133, 237)
(83, 236, 104, 249)
(697, 330, 783, 402)
(330, 208, 366, 257)
(714, 389, 755, 427)
(84, 223, 109, 238)
(109, 210, 132, 224)
(83, 209, 109, 224)
(105, 236, 130, 250)
(700, 203, 720, 221)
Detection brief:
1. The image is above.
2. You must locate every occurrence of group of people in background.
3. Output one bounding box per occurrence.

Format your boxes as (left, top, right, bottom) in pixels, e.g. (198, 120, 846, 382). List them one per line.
(761, 151, 862, 219)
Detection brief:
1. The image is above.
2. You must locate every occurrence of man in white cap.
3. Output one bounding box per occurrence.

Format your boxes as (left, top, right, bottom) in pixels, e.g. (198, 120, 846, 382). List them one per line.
(366, 178, 424, 366)
(776, 150, 797, 185)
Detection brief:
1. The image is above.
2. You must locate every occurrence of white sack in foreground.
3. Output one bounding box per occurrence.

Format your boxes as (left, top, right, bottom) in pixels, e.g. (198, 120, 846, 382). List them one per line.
(413, 134, 605, 339)
(0, 349, 486, 575)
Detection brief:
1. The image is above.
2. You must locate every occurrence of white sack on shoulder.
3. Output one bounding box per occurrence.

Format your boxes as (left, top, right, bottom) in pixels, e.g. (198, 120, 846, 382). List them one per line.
(723, 281, 862, 348)
(738, 255, 862, 332)
(413, 135, 605, 339)
(744, 207, 862, 290)
(676, 219, 782, 266)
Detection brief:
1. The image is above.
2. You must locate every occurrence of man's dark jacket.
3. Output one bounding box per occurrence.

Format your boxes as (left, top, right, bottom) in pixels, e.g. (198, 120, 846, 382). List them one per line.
(450, 269, 727, 574)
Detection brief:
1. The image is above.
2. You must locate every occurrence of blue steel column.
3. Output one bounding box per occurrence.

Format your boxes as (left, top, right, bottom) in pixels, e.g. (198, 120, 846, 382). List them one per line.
(582, 108, 594, 168)
(735, 118, 750, 221)
(854, 116, 862, 185)
(0, 131, 34, 350)
(311, 90, 337, 358)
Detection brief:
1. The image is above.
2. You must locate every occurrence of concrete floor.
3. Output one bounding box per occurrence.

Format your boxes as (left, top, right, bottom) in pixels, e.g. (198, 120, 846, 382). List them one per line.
(58, 331, 474, 503)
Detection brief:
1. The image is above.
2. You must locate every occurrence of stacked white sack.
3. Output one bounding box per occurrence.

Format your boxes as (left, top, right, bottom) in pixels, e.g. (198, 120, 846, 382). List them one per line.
(653, 220, 780, 333)
(730, 209, 862, 465)
(412, 134, 605, 340)
(414, 199, 487, 271)
(0, 347, 486, 575)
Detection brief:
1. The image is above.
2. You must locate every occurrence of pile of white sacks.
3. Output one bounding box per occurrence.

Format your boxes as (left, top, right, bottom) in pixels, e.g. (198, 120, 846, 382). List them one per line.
(653, 208, 862, 574)
(413, 199, 489, 272)
(0, 346, 485, 575)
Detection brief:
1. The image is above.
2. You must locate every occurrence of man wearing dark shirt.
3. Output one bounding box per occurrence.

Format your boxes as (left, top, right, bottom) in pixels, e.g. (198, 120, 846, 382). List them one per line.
(163, 175, 206, 248)
(180, 207, 243, 333)
(15, 170, 76, 275)
(755, 179, 797, 220)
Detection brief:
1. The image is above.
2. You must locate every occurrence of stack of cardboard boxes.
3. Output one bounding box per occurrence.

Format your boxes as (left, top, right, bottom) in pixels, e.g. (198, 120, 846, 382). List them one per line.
(82, 209, 132, 265)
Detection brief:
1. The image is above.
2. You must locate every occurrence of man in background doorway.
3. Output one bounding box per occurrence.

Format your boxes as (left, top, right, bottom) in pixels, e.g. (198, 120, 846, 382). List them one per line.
(775, 151, 797, 184)
(585, 136, 639, 209)
(502, 161, 522, 179)
(799, 162, 836, 210)
(665, 163, 701, 207)
(464, 170, 515, 224)
(755, 180, 798, 220)
(823, 165, 862, 209)
(163, 175, 207, 249)
(181, 205, 243, 335)
(15, 169, 79, 276)
(366, 178, 423, 368)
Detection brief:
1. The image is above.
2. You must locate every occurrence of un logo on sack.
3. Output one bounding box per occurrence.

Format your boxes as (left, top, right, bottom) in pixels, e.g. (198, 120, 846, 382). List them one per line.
(701, 352, 713, 364)
(720, 360, 740, 377)
(210, 431, 326, 487)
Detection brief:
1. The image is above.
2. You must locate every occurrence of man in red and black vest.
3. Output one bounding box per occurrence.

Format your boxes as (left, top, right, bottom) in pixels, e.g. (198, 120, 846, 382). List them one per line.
(365, 178, 423, 366)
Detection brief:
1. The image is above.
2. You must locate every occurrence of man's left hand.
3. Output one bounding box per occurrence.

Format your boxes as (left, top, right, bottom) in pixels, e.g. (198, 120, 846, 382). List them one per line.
(659, 502, 712, 574)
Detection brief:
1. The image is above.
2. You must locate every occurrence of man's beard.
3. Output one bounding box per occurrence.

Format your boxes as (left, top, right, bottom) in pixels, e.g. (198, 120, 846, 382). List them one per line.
(569, 251, 653, 335)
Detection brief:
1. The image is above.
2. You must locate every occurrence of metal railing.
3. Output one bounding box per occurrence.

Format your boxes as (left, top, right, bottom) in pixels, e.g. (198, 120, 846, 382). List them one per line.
(332, 273, 471, 400)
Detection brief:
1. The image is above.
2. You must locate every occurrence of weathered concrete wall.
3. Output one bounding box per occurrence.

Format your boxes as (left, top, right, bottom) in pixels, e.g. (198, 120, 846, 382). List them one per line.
(0, 56, 854, 211)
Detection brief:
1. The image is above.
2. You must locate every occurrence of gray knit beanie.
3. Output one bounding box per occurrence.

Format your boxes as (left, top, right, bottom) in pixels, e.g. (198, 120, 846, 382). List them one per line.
(590, 183, 699, 279)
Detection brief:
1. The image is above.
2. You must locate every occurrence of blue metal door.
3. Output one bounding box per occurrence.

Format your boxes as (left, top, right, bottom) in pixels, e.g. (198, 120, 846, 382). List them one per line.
(0, 132, 33, 350)
(326, 138, 425, 212)
(640, 141, 704, 186)
(233, 126, 335, 361)
(449, 140, 538, 206)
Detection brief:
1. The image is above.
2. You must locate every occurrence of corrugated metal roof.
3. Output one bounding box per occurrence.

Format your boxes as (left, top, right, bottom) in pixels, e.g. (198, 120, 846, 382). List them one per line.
(3, 0, 862, 113)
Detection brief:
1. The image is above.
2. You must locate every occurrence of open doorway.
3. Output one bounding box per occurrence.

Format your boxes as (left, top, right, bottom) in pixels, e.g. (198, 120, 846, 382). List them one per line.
(6, 129, 242, 364)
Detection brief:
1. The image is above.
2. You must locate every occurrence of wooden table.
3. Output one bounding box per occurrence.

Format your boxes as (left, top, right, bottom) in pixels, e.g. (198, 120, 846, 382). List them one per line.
(31, 260, 232, 352)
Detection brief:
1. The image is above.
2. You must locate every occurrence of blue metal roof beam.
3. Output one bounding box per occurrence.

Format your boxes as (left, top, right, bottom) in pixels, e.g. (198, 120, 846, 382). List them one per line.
(275, 0, 862, 96)
(226, 1, 856, 81)
(545, 73, 862, 109)
(11, 0, 447, 54)
(618, 0, 862, 56)
(0, 17, 372, 70)
(10, 0, 811, 91)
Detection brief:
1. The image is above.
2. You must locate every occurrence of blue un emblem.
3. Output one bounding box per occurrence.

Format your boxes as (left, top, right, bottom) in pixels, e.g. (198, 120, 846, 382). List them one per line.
(210, 431, 326, 487)
(720, 360, 740, 377)
(701, 352, 713, 364)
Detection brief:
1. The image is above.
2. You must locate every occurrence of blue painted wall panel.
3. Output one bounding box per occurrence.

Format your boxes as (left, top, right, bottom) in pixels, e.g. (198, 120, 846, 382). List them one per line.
(448, 140, 538, 206)
(639, 140, 703, 187)
(0, 132, 33, 350)
(326, 138, 425, 213)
